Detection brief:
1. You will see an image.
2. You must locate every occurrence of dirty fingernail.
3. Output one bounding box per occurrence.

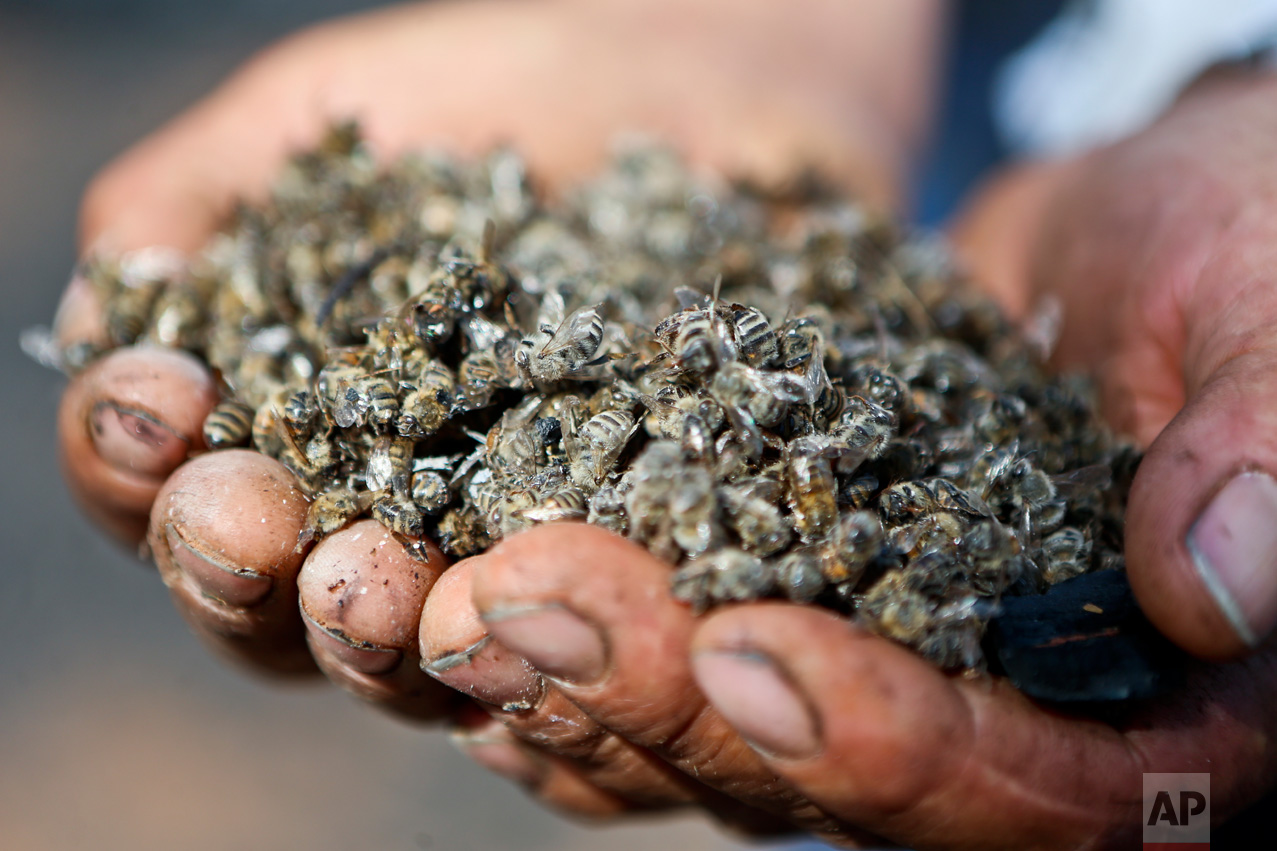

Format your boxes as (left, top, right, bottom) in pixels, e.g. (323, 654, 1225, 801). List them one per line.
(90, 400, 188, 477)
(450, 730, 546, 788)
(424, 635, 545, 711)
(1188, 470, 1277, 646)
(53, 272, 105, 348)
(482, 605, 607, 685)
(166, 524, 271, 607)
(692, 650, 821, 760)
(302, 608, 403, 675)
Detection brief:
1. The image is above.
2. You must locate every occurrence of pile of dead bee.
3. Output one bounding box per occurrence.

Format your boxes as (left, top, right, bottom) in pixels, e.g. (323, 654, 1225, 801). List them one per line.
(55, 125, 1139, 670)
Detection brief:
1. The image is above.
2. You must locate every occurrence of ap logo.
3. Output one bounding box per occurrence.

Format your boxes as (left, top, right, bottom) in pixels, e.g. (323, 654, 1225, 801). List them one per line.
(1144, 773, 1210, 849)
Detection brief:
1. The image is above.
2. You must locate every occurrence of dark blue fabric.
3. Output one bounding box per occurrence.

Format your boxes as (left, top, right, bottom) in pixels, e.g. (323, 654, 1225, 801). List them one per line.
(912, 0, 1065, 226)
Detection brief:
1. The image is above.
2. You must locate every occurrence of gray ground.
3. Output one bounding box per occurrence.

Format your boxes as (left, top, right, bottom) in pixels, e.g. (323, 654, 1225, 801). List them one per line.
(0, 3, 755, 849)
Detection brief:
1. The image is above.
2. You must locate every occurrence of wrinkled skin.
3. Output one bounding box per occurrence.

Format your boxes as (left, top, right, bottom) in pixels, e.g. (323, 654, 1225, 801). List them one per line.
(55, 1, 1277, 847)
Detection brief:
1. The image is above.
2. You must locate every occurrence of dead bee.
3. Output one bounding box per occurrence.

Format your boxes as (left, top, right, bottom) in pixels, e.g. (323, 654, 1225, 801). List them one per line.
(819, 511, 883, 584)
(452, 348, 503, 412)
(680, 412, 716, 462)
(879, 478, 987, 525)
(203, 400, 255, 449)
(405, 231, 509, 345)
(566, 408, 638, 487)
(98, 250, 176, 345)
(372, 491, 426, 539)
(672, 548, 772, 612)
(626, 441, 720, 561)
(773, 551, 826, 603)
(775, 317, 818, 370)
(147, 285, 205, 349)
(858, 569, 987, 669)
(832, 395, 896, 461)
(517, 301, 608, 386)
(1040, 526, 1091, 585)
(316, 351, 368, 428)
(359, 373, 400, 433)
(587, 485, 629, 535)
(410, 470, 452, 514)
(839, 475, 879, 509)
(786, 450, 839, 543)
(731, 305, 778, 367)
(367, 435, 414, 494)
(655, 304, 732, 374)
(639, 386, 724, 440)
(711, 361, 806, 433)
(297, 486, 370, 550)
(961, 518, 1024, 595)
(283, 390, 320, 435)
(720, 482, 792, 557)
(511, 488, 588, 526)
(847, 363, 907, 415)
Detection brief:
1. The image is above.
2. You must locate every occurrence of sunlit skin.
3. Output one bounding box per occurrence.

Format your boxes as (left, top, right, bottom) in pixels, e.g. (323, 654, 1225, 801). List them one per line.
(54, 2, 1277, 847)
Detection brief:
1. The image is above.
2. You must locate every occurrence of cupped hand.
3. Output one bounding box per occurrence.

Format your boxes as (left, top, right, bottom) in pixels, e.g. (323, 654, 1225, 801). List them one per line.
(55, 0, 934, 717)
(955, 70, 1277, 661)
(412, 72, 1277, 848)
(421, 524, 1276, 848)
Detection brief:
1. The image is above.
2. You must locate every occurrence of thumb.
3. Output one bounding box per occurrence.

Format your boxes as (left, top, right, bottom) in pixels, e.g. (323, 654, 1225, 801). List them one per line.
(1125, 253, 1277, 660)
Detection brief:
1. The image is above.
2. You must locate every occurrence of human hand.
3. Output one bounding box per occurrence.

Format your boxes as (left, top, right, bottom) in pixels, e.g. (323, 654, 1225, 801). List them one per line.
(56, 0, 936, 709)
(412, 73, 1277, 848)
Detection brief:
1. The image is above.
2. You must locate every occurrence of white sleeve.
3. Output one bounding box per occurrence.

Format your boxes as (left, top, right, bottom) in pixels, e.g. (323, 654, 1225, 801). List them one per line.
(995, 0, 1277, 157)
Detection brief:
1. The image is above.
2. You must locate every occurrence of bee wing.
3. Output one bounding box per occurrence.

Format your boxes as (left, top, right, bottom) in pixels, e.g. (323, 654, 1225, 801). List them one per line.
(413, 454, 458, 473)
(751, 368, 810, 404)
(538, 305, 603, 357)
(674, 286, 707, 311)
(461, 313, 508, 351)
(1051, 464, 1114, 498)
(535, 288, 567, 334)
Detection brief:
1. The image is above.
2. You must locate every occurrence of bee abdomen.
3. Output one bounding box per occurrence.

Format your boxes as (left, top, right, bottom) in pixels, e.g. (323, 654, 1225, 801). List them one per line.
(203, 400, 255, 449)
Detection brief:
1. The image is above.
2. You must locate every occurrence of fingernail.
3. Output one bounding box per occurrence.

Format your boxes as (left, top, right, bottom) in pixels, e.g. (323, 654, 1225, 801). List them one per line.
(301, 608, 403, 675)
(1188, 471, 1277, 646)
(166, 524, 271, 606)
(482, 604, 607, 685)
(692, 650, 821, 760)
(449, 730, 546, 788)
(90, 400, 188, 477)
(53, 272, 105, 349)
(424, 635, 545, 712)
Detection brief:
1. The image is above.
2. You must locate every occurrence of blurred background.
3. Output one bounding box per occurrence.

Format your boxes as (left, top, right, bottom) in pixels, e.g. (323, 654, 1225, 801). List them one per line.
(0, 2, 758, 849)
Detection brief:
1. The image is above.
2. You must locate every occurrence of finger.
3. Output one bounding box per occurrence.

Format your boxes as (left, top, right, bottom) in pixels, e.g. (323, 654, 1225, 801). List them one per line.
(691, 603, 1152, 850)
(1126, 242, 1277, 659)
(946, 157, 1083, 319)
(298, 519, 455, 720)
(59, 346, 219, 544)
(468, 524, 844, 833)
(147, 449, 316, 677)
(421, 558, 728, 813)
(448, 706, 633, 820)
(52, 273, 107, 353)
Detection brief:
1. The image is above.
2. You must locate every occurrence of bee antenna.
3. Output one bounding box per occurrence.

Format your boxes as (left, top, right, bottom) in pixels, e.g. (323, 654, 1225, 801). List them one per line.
(316, 246, 391, 327)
